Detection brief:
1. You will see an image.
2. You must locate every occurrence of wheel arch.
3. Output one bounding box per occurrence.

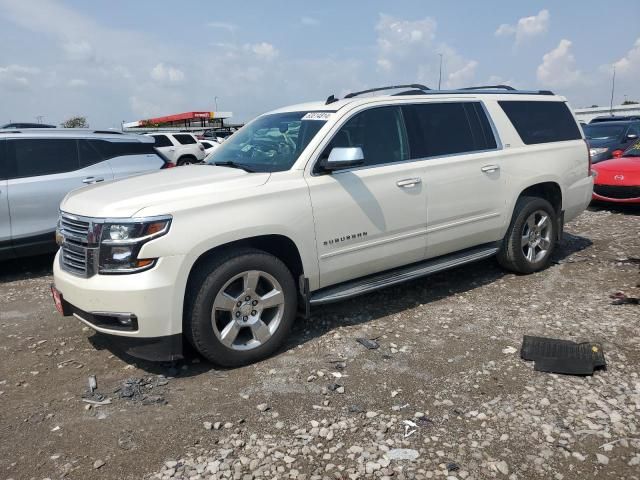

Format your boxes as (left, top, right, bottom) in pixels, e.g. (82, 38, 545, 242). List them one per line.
(182, 234, 306, 321)
(518, 181, 563, 214)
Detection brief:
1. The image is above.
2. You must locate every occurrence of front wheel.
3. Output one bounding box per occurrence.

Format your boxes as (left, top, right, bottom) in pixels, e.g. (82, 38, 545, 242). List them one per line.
(497, 196, 557, 274)
(185, 249, 297, 367)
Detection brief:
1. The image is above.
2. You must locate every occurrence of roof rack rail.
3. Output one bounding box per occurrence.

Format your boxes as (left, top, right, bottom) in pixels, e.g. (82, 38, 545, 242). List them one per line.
(344, 84, 430, 99)
(458, 84, 516, 91)
(92, 130, 122, 135)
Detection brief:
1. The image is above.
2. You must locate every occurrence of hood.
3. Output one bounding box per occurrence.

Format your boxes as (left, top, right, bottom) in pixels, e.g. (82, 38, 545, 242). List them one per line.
(592, 156, 640, 186)
(61, 165, 270, 218)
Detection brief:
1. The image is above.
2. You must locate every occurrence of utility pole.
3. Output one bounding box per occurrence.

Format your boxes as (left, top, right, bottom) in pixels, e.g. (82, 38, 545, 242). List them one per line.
(609, 65, 616, 115)
(214, 96, 219, 112)
(438, 54, 443, 90)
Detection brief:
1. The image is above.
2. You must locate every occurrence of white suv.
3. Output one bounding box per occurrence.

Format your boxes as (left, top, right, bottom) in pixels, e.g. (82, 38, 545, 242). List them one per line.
(146, 132, 205, 166)
(52, 85, 593, 366)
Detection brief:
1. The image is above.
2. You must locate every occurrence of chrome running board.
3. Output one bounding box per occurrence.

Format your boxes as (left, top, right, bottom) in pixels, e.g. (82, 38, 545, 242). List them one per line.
(309, 243, 499, 305)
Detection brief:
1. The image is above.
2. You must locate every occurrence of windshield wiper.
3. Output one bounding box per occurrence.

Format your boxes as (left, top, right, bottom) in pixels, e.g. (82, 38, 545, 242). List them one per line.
(213, 161, 256, 173)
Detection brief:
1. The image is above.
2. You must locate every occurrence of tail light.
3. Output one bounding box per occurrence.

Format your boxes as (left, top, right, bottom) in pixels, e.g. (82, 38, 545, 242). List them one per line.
(612, 149, 624, 158)
(161, 162, 175, 169)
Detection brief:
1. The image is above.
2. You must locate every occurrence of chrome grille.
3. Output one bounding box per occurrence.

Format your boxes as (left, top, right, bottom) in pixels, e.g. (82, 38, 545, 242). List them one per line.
(58, 212, 100, 277)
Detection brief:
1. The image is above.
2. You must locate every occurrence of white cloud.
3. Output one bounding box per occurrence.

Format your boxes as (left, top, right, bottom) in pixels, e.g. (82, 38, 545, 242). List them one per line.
(68, 78, 87, 88)
(375, 14, 478, 89)
(206, 21, 236, 32)
(0, 64, 40, 90)
(150, 63, 185, 84)
(247, 42, 279, 61)
(300, 16, 319, 26)
(496, 10, 550, 45)
(62, 40, 94, 61)
(613, 37, 640, 77)
(537, 39, 582, 88)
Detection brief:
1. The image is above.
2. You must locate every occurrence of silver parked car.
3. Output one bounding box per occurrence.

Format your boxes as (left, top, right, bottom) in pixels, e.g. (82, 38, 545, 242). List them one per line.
(0, 129, 171, 260)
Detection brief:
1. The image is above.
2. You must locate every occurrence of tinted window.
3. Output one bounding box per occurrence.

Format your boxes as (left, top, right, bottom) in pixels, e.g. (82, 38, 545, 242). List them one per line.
(173, 134, 196, 145)
(583, 124, 626, 140)
(0, 140, 6, 180)
(9, 139, 79, 178)
(151, 135, 173, 147)
(402, 102, 495, 159)
(325, 106, 409, 167)
(89, 140, 155, 159)
(499, 101, 581, 144)
(201, 141, 212, 148)
(78, 139, 103, 167)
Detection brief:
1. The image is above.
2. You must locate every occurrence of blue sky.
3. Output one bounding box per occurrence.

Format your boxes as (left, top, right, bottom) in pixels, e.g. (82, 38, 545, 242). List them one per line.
(1, 0, 639, 127)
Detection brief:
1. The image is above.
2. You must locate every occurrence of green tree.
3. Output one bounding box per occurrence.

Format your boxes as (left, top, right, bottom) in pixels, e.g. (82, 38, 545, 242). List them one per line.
(60, 116, 89, 128)
(622, 100, 639, 105)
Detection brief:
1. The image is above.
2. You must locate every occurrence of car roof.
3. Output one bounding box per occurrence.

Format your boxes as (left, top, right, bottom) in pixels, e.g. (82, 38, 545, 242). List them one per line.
(0, 128, 153, 142)
(265, 90, 567, 116)
(584, 120, 636, 126)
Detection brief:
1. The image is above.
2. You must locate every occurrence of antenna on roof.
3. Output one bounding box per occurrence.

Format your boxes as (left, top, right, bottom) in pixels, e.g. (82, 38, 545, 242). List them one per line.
(325, 95, 339, 105)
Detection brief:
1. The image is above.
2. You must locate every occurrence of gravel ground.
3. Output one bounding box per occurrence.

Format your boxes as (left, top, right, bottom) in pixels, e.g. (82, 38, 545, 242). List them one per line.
(0, 206, 638, 480)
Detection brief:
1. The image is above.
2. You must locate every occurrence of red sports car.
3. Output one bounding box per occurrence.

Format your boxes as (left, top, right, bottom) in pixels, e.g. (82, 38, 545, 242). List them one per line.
(592, 142, 640, 204)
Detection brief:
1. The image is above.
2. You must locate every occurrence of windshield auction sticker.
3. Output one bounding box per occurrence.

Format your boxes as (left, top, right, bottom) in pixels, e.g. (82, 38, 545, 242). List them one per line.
(302, 112, 333, 121)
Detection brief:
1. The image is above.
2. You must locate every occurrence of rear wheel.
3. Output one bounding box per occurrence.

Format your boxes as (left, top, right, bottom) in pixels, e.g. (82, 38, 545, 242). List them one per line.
(497, 196, 557, 274)
(185, 249, 297, 367)
(177, 156, 196, 166)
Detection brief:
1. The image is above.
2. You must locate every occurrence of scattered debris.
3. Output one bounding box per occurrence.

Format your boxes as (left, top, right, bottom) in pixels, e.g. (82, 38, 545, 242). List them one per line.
(93, 459, 105, 470)
(610, 291, 639, 305)
(88, 375, 97, 393)
(502, 346, 517, 354)
(81, 398, 112, 406)
(447, 462, 460, 472)
(356, 337, 379, 350)
(256, 403, 270, 412)
(386, 448, 419, 461)
(113, 377, 169, 405)
(521, 335, 606, 375)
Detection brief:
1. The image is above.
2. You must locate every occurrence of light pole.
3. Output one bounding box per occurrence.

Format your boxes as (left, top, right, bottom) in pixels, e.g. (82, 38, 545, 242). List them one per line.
(214, 96, 219, 112)
(438, 54, 443, 90)
(609, 65, 616, 115)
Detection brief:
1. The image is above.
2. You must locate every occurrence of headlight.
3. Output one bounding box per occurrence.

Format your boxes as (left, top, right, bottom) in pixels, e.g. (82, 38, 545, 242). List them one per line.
(589, 147, 608, 157)
(99, 217, 171, 274)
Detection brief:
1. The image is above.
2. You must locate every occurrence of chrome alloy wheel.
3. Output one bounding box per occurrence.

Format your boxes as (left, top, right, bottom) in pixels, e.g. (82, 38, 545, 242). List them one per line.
(211, 270, 285, 351)
(521, 209, 552, 263)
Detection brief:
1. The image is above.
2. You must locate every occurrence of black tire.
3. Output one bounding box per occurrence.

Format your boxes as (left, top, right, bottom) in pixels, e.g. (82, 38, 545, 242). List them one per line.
(497, 196, 557, 274)
(184, 248, 297, 367)
(177, 156, 196, 166)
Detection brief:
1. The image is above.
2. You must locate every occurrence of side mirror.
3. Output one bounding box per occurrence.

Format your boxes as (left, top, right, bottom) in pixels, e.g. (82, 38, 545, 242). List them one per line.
(322, 147, 365, 171)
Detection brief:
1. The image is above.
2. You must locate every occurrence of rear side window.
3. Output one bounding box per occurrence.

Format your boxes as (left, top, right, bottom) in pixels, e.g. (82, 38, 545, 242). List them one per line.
(325, 106, 409, 167)
(89, 140, 155, 160)
(402, 102, 496, 159)
(0, 140, 6, 180)
(173, 134, 197, 145)
(499, 101, 581, 145)
(151, 135, 173, 147)
(9, 139, 79, 178)
(78, 140, 103, 167)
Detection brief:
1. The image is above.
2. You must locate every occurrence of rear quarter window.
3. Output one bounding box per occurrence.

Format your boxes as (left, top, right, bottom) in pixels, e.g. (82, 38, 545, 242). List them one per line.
(151, 135, 173, 147)
(173, 134, 197, 145)
(0, 140, 6, 179)
(499, 101, 581, 145)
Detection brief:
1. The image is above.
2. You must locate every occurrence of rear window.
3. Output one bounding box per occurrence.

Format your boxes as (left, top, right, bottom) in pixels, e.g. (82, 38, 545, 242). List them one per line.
(151, 135, 173, 147)
(173, 134, 197, 145)
(89, 140, 155, 160)
(499, 101, 581, 145)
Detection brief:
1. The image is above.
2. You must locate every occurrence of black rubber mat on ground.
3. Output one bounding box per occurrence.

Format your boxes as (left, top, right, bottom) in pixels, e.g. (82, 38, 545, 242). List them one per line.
(520, 335, 606, 375)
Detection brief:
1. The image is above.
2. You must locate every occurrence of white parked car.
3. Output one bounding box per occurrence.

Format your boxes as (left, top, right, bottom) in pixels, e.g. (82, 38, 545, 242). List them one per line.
(52, 84, 593, 366)
(199, 139, 220, 155)
(145, 132, 205, 166)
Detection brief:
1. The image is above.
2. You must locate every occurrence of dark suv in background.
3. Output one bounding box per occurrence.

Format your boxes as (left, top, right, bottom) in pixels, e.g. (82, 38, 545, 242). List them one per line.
(583, 120, 640, 163)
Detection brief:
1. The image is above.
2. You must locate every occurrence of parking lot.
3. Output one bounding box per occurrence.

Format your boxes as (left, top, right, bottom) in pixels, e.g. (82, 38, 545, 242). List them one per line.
(0, 206, 637, 480)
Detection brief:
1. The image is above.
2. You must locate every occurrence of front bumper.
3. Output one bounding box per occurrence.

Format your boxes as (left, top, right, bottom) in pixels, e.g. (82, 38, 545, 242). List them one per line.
(53, 251, 186, 356)
(592, 192, 640, 204)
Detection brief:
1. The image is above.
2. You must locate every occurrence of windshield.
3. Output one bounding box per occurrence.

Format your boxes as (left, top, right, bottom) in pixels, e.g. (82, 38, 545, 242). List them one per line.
(583, 124, 626, 140)
(206, 111, 328, 172)
(624, 140, 640, 157)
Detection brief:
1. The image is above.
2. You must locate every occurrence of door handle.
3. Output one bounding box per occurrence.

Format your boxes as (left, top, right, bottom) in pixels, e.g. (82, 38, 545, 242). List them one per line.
(481, 165, 500, 173)
(82, 177, 104, 184)
(396, 178, 422, 188)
